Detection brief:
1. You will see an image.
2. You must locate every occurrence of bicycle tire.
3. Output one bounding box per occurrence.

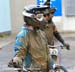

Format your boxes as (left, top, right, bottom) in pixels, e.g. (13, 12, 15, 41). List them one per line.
(54, 66, 68, 72)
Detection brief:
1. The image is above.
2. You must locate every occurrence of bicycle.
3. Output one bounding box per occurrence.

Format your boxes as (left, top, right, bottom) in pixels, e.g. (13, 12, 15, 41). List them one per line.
(8, 45, 69, 72)
(48, 45, 68, 72)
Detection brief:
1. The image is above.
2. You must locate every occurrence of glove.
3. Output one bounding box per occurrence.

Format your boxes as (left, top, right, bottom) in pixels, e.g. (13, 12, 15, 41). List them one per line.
(8, 57, 23, 68)
(63, 43, 70, 50)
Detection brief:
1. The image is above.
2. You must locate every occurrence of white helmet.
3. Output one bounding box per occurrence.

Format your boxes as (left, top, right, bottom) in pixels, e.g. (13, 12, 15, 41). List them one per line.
(22, 5, 49, 17)
(22, 5, 50, 22)
(22, 5, 36, 18)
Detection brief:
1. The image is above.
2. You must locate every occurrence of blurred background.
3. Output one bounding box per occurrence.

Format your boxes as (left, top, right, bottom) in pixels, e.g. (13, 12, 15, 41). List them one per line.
(0, 0, 75, 36)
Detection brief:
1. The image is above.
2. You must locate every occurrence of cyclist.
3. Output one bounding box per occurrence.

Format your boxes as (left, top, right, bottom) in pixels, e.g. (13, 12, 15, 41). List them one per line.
(35, 6, 70, 71)
(8, 5, 53, 72)
(8, 5, 70, 72)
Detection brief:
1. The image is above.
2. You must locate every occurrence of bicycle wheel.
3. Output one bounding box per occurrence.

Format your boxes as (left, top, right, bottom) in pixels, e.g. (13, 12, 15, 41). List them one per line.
(54, 66, 68, 72)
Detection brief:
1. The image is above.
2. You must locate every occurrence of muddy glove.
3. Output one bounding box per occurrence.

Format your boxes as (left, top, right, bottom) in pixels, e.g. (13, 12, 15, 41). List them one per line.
(8, 57, 23, 68)
(63, 43, 70, 50)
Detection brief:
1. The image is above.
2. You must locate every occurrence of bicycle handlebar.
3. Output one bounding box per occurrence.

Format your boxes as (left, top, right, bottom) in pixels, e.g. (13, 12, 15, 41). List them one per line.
(48, 44, 70, 50)
(48, 45, 64, 49)
(26, 67, 41, 71)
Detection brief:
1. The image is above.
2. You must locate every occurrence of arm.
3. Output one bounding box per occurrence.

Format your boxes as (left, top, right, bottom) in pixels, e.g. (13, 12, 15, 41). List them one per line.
(13, 27, 30, 66)
(51, 22, 64, 44)
(53, 31, 65, 44)
(53, 25, 70, 50)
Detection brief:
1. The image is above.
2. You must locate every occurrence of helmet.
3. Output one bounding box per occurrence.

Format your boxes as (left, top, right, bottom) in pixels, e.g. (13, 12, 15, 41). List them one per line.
(22, 5, 36, 18)
(22, 5, 49, 16)
(22, 5, 56, 29)
(22, 5, 50, 24)
(43, 7, 57, 16)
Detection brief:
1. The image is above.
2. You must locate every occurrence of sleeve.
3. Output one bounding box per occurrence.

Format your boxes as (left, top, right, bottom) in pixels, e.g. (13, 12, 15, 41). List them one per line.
(53, 24, 65, 44)
(14, 28, 29, 60)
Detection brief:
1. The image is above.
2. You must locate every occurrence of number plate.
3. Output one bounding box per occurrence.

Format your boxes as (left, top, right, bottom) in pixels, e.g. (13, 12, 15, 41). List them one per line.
(49, 49, 58, 56)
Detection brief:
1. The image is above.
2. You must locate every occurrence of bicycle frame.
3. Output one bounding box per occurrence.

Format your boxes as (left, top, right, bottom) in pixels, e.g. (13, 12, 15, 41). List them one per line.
(48, 45, 68, 72)
(49, 45, 62, 67)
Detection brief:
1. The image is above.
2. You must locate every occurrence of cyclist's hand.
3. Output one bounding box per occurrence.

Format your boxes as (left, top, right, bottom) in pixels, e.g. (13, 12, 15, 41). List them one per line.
(8, 57, 23, 68)
(64, 43, 70, 50)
